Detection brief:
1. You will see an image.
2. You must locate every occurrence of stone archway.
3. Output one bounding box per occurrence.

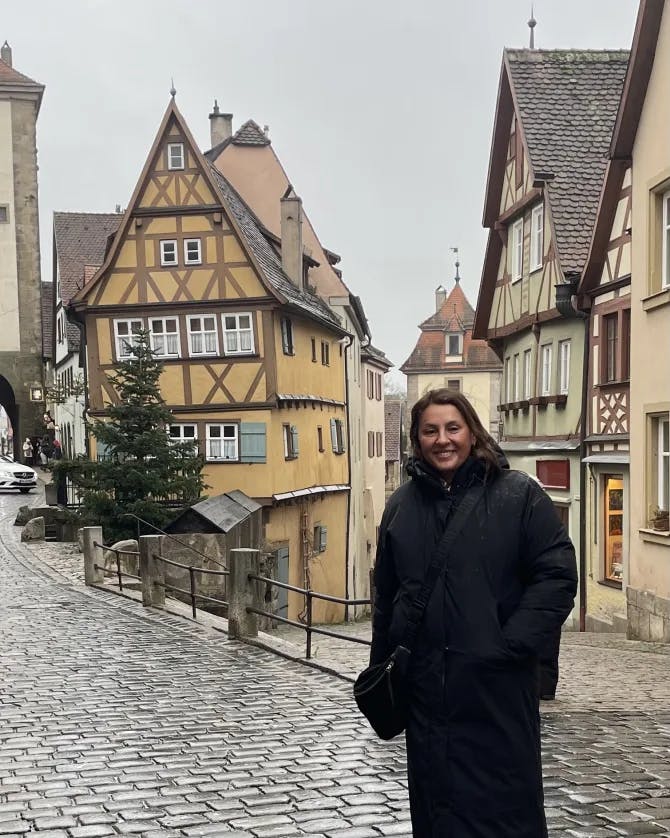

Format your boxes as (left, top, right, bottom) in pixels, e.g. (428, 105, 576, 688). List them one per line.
(0, 375, 18, 460)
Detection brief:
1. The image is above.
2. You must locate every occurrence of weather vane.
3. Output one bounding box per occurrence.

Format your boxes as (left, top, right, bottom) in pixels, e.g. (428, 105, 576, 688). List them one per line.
(170, 78, 177, 99)
(450, 247, 461, 283)
(528, 4, 537, 49)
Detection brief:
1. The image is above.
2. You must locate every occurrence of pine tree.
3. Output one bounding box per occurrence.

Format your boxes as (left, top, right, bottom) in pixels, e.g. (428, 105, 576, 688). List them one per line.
(54, 331, 204, 541)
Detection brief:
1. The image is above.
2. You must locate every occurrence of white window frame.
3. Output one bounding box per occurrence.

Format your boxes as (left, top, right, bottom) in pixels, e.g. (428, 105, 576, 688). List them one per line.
(184, 239, 202, 266)
(513, 353, 521, 402)
(540, 344, 553, 396)
(511, 218, 523, 282)
(114, 318, 143, 360)
(187, 315, 218, 356)
(504, 357, 511, 403)
(149, 317, 180, 358)
(663, 191, 670, 289)
(530, 204, 544, 272)
(206, 423, 238, 461)
(169, 424, 198, 446)
(523, 348, 532, 400)
(167, 143, 185, 171)
(446, 332, 462, 356)
(558, 340, 571, 395)
(160, 240, 178, 267)
(283, 424, 299, 460)
(222, 312, 254, 356)
(658, 416, 670, 513)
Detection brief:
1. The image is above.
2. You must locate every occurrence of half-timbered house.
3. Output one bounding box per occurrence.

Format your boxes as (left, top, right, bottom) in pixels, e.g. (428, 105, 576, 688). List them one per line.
(474, 48, 629, 629)
(205, 112, 390, 610)
(70, 99, 351, 622)
(590, 0, 669, 641)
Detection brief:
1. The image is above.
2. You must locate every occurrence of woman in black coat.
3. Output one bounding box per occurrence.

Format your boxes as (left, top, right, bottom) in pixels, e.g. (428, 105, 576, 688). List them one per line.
(370, 389, 577, 837)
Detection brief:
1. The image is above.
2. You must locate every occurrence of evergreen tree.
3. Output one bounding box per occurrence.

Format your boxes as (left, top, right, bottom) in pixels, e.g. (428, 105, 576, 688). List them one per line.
(54, 331, 204, 541)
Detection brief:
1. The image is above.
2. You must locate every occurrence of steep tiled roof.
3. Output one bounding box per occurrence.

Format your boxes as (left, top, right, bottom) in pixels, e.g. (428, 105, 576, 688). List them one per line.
(208, 166, 341, 330)
(0, 56, 41, 87)
(384, 399, 403, 462)
(506, 49, 629, 275)
(402, 281, 502, 371)
(54, 212, 121, 304)
(233, 120, 270, 146)
(53, 212, 121, 351)
(420, 283, 475, 331)
(41, 282, 53, 359)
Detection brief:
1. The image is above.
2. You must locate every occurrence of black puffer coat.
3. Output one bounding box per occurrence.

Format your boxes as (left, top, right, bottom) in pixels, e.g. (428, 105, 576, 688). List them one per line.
(370, 454, 577, 837)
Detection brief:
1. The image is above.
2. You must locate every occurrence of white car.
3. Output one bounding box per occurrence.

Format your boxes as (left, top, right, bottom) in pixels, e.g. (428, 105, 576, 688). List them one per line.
(0, 455, 38, 493)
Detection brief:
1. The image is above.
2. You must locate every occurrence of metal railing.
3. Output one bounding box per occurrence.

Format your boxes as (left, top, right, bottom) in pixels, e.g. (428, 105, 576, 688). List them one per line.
(92, 541, 140, 592)
(246, 573, 371, 659)
(153, 552, 229, 618)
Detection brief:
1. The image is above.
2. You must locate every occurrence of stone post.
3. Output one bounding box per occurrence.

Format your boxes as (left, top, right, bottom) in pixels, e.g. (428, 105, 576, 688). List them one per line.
(82, 526, 104, 586)
(140, 535, 165, 608)
(228, 548, 261, 640)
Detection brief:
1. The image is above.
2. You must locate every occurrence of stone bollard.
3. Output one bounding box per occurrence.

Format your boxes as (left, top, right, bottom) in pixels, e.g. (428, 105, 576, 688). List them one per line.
(140, 535, 165, 608)
(82, 526, 105, 586)
(228, 548, 261, 640)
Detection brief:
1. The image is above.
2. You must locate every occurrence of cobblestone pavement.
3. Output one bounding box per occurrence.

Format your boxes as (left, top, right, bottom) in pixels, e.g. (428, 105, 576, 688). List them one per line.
(4, 489, 670, 836)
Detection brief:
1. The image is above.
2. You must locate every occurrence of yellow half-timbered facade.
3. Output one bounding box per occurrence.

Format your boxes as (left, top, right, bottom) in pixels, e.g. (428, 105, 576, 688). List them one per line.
(475, 48, 629, 631)
(71, 100, 351, 622)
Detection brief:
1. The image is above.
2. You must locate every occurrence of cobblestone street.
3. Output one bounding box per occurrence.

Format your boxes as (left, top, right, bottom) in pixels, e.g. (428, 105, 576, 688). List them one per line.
(4, 489, 670, 836)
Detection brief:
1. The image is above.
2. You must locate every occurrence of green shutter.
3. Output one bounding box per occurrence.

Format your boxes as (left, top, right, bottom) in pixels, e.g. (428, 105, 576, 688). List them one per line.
(330, 418, 338, 452)
(240, 422, 266, 463)
(319, 524, 327, 552)
(291, 425, 299, 457)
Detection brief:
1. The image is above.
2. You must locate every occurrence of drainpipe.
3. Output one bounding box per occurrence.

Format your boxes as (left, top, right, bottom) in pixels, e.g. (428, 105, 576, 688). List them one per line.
(341, 332, 354, 621)
(555, 275, 589, 632)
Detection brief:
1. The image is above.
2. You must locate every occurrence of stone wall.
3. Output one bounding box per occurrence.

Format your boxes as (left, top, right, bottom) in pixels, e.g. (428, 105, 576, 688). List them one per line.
(1, 97, 44, 457)
(627, 586, 670, 642)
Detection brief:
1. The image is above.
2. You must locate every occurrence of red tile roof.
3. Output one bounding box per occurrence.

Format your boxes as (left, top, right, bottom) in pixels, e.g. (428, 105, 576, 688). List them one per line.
(0, 56, 41, 87)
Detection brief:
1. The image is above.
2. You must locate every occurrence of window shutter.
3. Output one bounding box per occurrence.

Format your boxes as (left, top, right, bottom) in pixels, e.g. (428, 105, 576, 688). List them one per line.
(239, 422, 266, 463)
(330, 418, 338, 452)
(291, 425, 299, 456)
(319, 525, 327, 552)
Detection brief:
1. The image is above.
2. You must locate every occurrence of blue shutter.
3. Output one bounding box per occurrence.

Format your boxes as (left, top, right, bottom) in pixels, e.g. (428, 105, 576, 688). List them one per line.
(330, 418, 338, 452)
(240, 422, 266, 463)
(291, 425, 299, 457)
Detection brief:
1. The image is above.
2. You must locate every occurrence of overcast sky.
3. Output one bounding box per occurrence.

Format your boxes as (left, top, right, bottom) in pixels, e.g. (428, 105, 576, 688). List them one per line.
(4, 1, 637, 377)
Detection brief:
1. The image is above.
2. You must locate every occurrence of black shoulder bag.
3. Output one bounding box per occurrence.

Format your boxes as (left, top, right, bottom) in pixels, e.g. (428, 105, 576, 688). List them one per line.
(353, 484, 485, 741)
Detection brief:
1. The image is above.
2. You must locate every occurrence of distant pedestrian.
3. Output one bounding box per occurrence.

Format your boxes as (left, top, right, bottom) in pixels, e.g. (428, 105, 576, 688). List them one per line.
(52, 439, 63, 460)
(22, 437, 33, 467)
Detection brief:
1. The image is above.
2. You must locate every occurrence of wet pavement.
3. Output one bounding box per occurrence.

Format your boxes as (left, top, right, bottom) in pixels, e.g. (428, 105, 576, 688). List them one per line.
(2, 487, 670, 836)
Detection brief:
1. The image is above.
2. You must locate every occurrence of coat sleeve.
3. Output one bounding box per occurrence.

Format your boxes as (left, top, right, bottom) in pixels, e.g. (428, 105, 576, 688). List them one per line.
(501, 479, 578, 659)
(369, 506, 400, 666)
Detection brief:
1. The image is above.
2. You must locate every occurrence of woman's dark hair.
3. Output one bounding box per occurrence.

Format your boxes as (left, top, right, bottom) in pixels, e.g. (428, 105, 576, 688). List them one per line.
(409, 389, 501, 474)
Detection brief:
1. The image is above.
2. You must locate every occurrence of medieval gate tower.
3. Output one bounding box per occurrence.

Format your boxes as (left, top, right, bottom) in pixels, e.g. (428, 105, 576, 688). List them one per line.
(0, 42, 45, 459)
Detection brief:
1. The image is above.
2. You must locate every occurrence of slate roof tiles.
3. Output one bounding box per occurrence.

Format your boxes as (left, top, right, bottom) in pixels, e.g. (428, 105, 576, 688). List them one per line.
(41, 282, 53, 359)
(384, 399, 403, 462)
(506, 49, 630, 274)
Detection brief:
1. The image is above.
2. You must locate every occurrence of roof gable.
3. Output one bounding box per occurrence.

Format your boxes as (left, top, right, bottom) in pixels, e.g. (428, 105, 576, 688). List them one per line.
(53, 212, 121, 305)
(420, 282, 475, 331)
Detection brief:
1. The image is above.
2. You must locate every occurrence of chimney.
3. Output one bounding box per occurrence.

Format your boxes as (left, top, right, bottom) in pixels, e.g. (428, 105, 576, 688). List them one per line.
(1, 41, 12, 67)
(280, 186, 304, 288)
(435, 285, 447, 311)
(209, 99, 233, 148)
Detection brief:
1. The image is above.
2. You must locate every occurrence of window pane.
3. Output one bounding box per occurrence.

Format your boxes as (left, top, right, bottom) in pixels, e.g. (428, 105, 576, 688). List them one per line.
(209, 440, 221, 458)
(151, 320, 162, 332)
(204, 317, 215, 330)
(118, 322, 129, 335)
(223, 426, 235, 439)
(167, 334, 179, 354)
(191, 333, 203, 353)
(225, 316, 236, 330)
(239, 315, 250, 329)
(240, 331, 251, 352)
(190, 317, 201, 331)
(131, 321, 142, 334)
(225, 333, 238, 352)
(204, 333, 217, 353)
(166, 320, 177, 333)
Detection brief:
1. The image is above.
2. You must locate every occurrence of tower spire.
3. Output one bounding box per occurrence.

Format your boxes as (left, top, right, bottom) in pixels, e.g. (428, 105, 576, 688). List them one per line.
(170, 78, 177, 99)
(528, 4, 537, 49)
(450, 247, 461, 284)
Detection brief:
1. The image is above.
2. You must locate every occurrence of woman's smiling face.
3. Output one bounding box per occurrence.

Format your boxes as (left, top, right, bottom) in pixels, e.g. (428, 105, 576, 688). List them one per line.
(417, 403, 475, 481)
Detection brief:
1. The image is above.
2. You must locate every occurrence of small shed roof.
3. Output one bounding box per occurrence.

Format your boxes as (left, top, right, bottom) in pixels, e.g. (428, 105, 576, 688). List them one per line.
(168, 491, 261, 533)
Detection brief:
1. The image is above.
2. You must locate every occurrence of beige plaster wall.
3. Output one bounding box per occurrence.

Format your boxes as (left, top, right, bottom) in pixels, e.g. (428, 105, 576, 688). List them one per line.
(629, 3, 670, 597)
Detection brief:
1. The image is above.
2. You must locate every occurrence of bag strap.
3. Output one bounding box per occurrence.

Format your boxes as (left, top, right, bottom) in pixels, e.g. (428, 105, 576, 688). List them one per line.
(400, 483, 485, 651)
